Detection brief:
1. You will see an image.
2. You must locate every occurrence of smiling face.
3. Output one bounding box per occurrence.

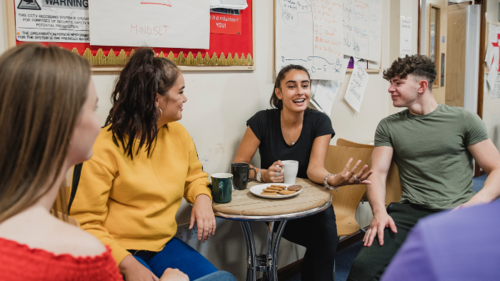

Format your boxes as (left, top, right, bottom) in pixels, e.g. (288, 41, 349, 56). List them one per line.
(388, 74, 427, 108)
(156, 73, 187, 124)
(275, 69, 311, 113)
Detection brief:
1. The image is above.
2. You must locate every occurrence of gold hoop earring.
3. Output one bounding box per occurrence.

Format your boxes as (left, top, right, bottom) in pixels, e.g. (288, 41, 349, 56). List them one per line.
(157, 108, 163, 118)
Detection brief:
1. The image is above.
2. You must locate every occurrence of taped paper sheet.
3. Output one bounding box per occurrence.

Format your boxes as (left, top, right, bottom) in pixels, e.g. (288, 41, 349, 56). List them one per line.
(312, 80, 341, 116)
(344, 58, 369, 112)
(487, 48, 499, 89)
(89, 0, 210, 49)
(491, 75, 500, 99)
(210, 0, 247, 9)
(400, 16, 412, 57)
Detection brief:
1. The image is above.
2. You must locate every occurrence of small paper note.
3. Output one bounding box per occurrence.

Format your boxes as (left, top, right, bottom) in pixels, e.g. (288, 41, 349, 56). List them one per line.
(344, 58, 370, 112)
(492, 78, 500, 99)
(485, 44, 494, 69)
(487, 48, 499, 89)
(312, 80, 340, 116)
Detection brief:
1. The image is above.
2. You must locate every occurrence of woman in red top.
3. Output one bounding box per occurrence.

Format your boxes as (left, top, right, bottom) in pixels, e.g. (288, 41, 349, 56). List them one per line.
(0, 44, 187, 281)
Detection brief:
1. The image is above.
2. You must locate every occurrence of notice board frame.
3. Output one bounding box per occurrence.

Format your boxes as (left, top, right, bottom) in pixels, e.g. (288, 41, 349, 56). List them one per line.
(6, 0, 256, 72)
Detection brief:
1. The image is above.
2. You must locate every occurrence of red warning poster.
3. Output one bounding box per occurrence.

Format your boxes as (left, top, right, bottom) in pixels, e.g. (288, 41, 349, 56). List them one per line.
(210, 12, 241, 35)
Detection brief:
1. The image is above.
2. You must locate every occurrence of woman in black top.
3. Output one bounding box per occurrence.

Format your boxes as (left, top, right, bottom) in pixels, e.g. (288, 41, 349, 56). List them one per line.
(233, 65, 372, 280)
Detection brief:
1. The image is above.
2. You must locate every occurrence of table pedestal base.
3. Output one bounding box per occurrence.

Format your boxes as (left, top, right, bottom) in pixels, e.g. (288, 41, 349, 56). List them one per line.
(240, 220, 287, 281)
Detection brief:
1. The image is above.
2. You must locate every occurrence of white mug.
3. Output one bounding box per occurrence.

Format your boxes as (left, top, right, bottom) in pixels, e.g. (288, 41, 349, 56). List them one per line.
(281, 160, 299, 184)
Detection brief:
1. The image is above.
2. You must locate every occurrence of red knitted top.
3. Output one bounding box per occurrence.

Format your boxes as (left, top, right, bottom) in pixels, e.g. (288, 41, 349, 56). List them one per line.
(0, 237, 123, 281)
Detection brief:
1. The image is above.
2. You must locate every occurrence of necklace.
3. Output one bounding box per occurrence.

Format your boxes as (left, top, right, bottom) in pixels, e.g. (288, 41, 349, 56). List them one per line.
(281, 113, 303, 146)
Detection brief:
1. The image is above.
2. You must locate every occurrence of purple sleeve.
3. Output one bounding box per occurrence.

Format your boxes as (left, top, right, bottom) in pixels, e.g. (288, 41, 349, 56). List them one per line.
(381, 225, 437, 281)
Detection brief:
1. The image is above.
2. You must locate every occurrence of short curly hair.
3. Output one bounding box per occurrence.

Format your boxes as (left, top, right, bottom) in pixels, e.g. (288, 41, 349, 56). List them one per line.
(383, 54, 437, 90)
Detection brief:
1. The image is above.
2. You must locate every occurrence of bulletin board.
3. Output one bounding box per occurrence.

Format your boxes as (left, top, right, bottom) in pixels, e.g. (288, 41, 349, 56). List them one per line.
(5, 0, 255, 72)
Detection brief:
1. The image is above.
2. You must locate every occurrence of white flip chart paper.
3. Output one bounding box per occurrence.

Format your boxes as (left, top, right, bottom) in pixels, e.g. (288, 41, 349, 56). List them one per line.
(342, 0, 382, 62)
(89, 0, 210, 49)
(344, 58, 369, 112)
(276, 0, 344, 80)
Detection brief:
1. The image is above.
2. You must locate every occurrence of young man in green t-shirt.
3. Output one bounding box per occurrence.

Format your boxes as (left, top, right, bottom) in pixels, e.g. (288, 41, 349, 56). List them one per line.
(347, 55, 500, 281)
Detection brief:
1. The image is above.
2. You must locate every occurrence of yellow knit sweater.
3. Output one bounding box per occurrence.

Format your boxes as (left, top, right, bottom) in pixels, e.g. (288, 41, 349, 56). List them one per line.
(70, 123, 212, 265)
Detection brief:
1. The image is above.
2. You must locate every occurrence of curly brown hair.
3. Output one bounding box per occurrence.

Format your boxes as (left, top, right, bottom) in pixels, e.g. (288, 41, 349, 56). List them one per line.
(383, 54, 437, 90)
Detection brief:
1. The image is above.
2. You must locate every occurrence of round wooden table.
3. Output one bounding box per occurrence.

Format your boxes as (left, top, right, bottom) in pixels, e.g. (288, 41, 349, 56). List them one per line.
(212, 178, 332, 281)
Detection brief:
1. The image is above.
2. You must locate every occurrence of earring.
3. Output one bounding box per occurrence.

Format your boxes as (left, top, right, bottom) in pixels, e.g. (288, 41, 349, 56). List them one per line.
(157, 108, 163, 118)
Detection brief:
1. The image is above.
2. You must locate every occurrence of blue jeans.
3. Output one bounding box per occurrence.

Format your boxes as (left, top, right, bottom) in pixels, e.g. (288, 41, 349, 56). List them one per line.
(129, 237, 234, 281)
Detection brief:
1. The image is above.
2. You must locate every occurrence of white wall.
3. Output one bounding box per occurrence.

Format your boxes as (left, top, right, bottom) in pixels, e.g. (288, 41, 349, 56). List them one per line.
(484, 0, 500, 149)
(0, 0, 418, 279)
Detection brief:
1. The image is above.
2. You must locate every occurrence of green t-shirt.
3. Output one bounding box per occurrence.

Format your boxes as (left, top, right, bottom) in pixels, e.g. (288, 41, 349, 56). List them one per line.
(375, 104, 489, 210)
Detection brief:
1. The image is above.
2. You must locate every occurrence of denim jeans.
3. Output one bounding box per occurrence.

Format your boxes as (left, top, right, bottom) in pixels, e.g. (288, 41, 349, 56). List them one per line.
(129, 237, 235, 281)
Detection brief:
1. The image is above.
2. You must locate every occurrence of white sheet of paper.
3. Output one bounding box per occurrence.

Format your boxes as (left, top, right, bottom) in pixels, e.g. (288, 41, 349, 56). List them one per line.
(15, 0, 89, 43)
(368, 0, 383, 62)
(488, 24, 500, 44)
(400, 16, 412, 57)
(312, 80, 340, 115)
(492, 75, 500, 99)
(210, 0, 247, 9)
(344, 58, 370, 112)
(488, 48, 499, 89)
(275, 0, 344, 80)
(485, 44, 494, 69)
(89, 0, 210, 49)
(342, 0, 382, 62)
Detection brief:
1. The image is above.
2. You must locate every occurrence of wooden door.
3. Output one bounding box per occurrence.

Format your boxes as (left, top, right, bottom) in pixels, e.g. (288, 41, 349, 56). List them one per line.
(425, 0, 448, 104)
(445, 2, 471, 107)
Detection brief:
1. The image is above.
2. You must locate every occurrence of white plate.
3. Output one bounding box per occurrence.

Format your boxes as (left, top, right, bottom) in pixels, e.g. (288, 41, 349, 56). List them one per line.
(249, 183, 302, 199)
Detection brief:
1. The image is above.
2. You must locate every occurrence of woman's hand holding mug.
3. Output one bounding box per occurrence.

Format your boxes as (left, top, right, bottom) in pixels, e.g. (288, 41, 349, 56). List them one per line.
(263, 160, 284, 183)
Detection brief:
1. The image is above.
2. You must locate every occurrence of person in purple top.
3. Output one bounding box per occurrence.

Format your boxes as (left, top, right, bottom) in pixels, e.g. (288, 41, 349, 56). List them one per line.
(381, 199, 500, 281)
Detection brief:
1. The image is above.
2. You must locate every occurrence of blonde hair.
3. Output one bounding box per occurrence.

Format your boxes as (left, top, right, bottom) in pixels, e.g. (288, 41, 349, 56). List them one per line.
(0, 44, 91, 223)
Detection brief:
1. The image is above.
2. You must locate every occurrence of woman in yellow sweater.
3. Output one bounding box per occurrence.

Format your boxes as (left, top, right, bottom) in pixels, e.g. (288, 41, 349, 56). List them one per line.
(70, 49, 235, 281)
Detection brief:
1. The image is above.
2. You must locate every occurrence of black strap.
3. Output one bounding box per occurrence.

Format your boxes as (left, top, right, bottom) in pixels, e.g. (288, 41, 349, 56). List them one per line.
(68, 163, 83, 213)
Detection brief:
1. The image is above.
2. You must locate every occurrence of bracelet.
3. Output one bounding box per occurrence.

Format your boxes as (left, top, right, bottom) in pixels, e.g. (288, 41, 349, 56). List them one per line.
(256, 169, 263, 182)
(324, 173, 338, 191)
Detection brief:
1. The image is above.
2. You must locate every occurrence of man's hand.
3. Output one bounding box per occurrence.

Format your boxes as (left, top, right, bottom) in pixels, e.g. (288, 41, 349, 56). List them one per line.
(190, 194, 216, 242)
(363, 211, 397, 247)
(454, 193, 491, 210)
(160, 268, 189, 281)
(119, 255, 159, 281)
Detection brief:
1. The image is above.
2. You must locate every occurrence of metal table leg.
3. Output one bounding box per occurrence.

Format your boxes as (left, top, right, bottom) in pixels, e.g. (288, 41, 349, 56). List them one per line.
(272, 220, 287, 281)
(240, 221, 257, 281)
(240, 220, 288, 281)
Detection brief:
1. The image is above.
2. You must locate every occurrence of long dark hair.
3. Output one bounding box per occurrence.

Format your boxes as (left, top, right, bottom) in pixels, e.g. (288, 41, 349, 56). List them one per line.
(0, 44, 90, 223)
(105, 48, 180, 159)
(270, 65, 310, 110)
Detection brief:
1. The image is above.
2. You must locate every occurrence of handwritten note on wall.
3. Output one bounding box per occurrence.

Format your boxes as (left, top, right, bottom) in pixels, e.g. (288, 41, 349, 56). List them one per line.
(342, 0, 382, 62)
(276, 0, 344, 80)
(89, 0, 210, 49)
(344, 59, 369, 112)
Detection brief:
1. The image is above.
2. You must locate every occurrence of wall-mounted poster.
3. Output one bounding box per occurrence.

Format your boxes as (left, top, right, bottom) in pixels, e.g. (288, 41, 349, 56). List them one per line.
(15, 0, 89, 43)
